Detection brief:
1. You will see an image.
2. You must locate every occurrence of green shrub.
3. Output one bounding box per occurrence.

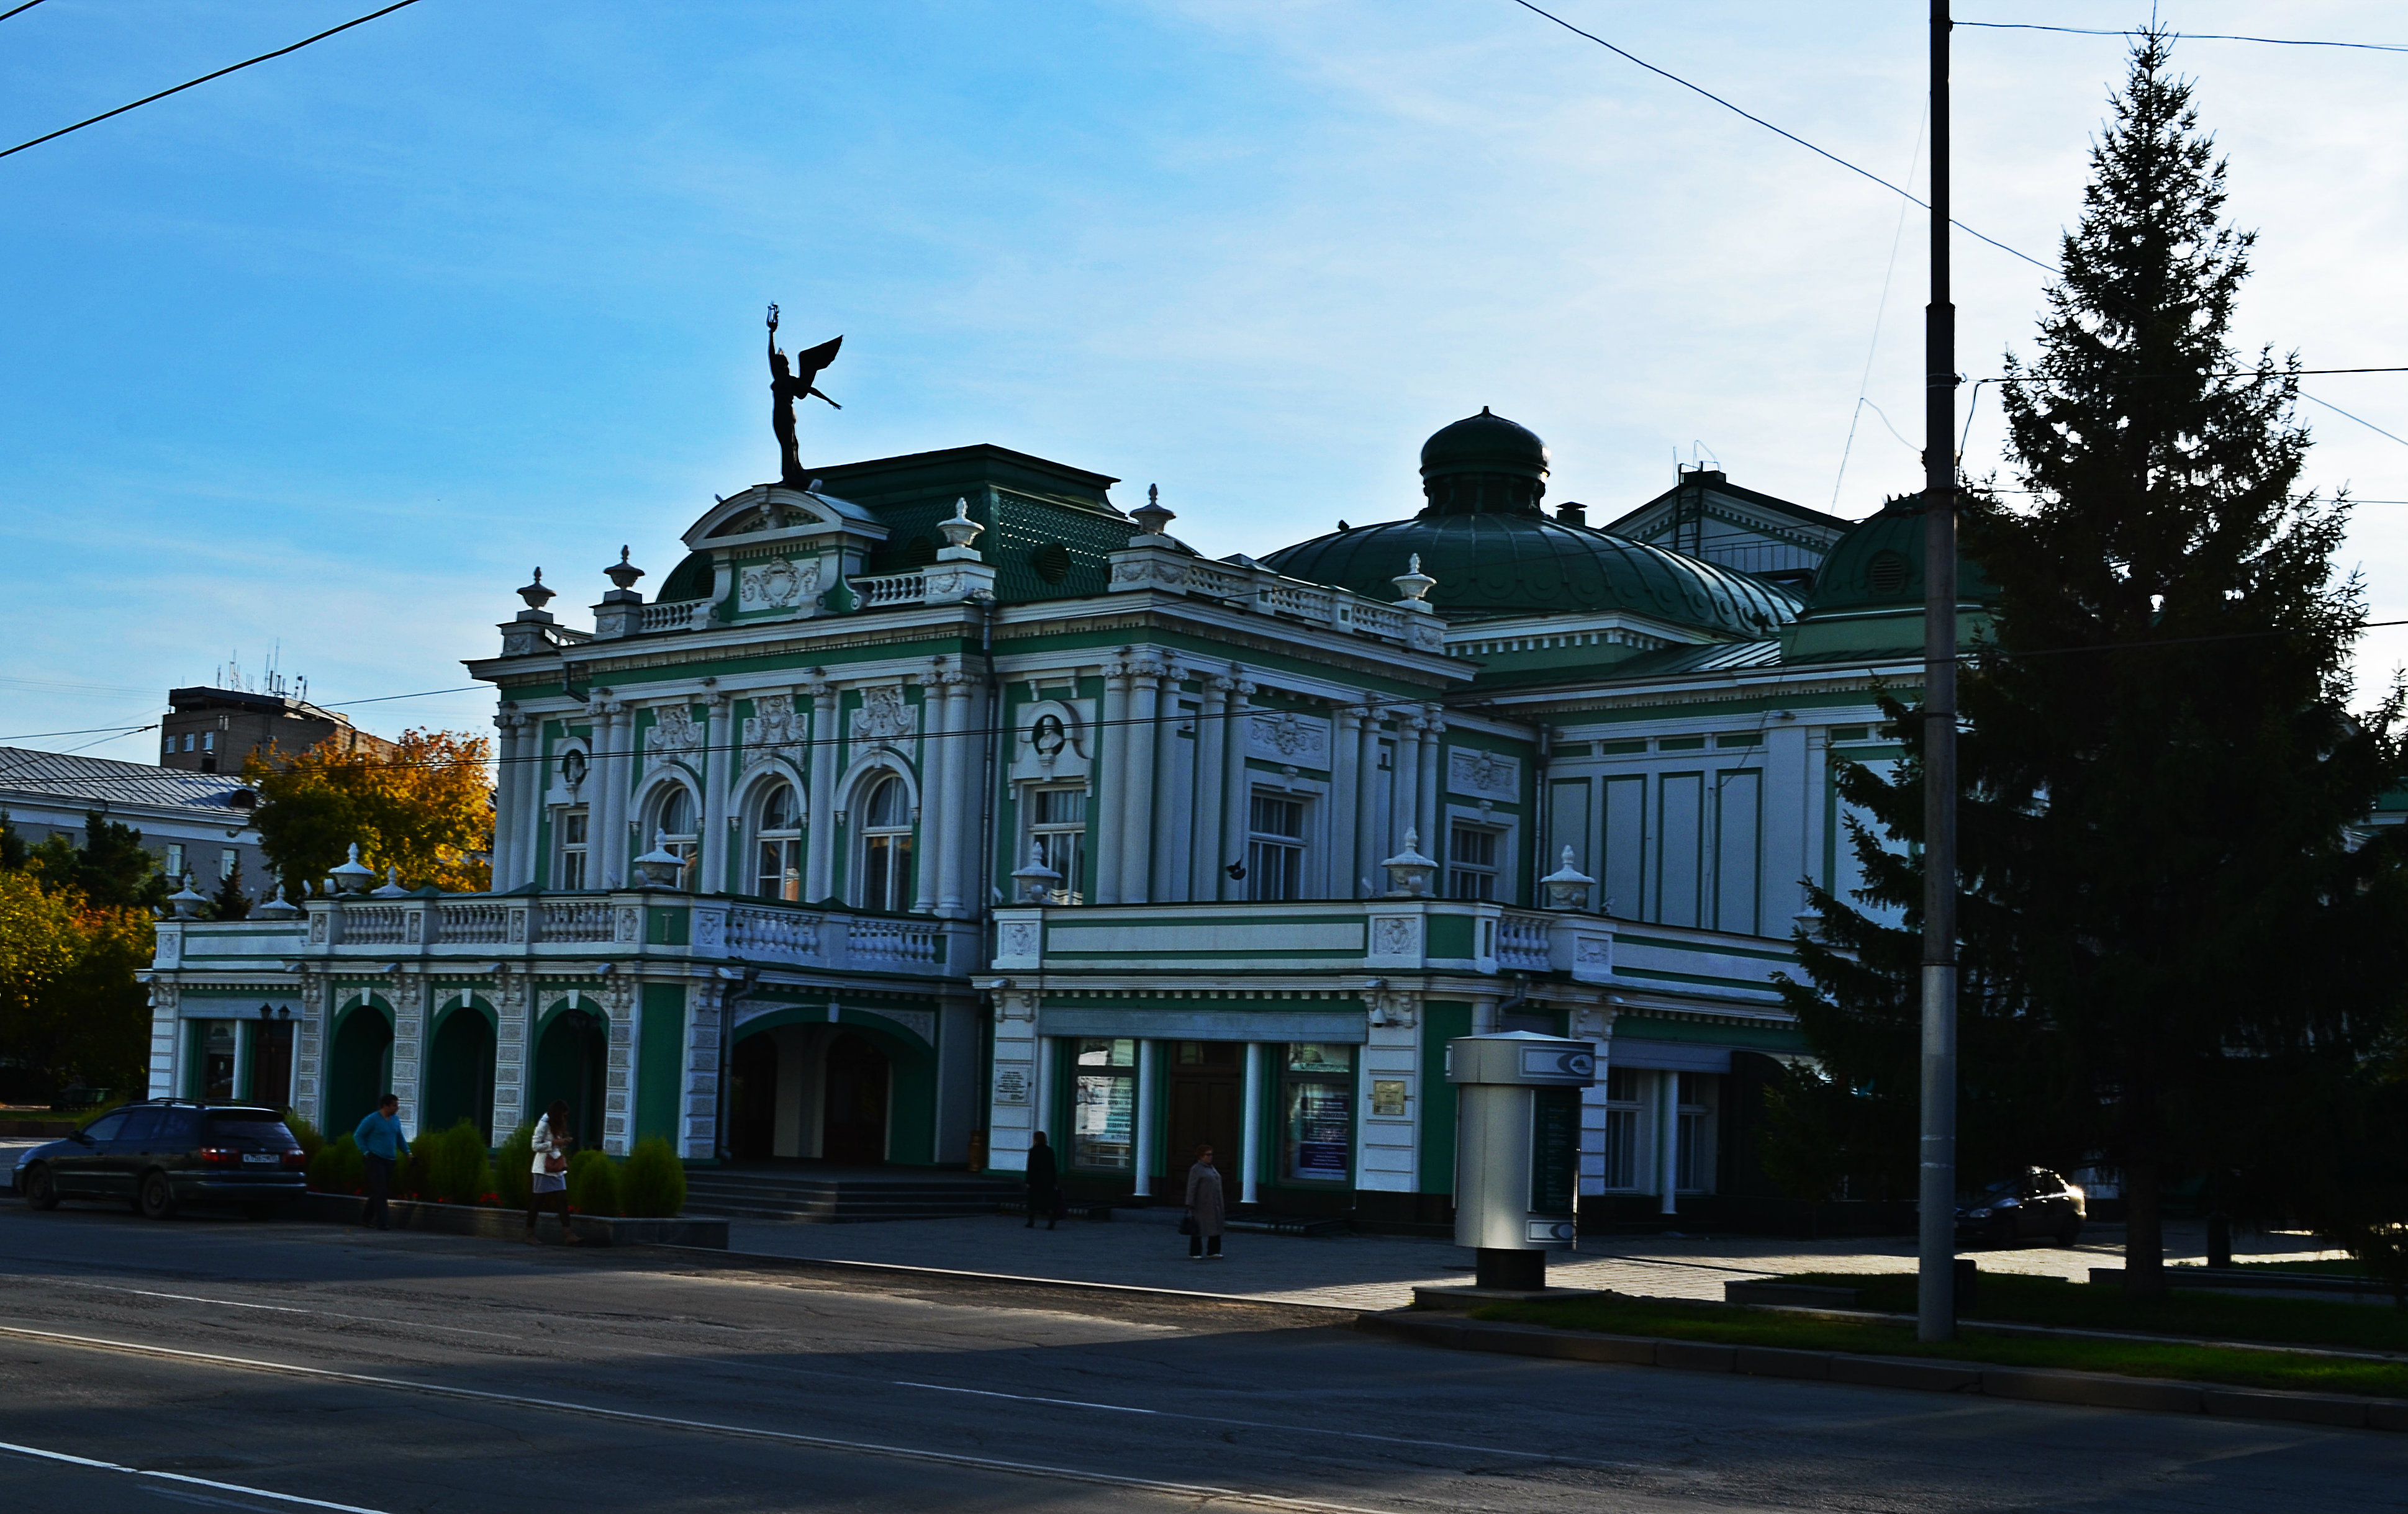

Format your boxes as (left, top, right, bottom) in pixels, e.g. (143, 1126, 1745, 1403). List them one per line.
(283, 1111, 324, 1163)
(566, 1148, 621, 1217)
(309, 1133, 364, 1194)
(494, 1123, 533, 1210)
(620, 1137, 687, 1218)
(426, 1120, 493, 1207)
(395, 1140, 433, 1201)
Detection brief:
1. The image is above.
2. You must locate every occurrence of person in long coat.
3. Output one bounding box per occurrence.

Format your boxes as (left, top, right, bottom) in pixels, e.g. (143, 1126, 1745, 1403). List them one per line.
(1184, 1143, 1224, 1260)
(1025, 1130, 1059, 1230)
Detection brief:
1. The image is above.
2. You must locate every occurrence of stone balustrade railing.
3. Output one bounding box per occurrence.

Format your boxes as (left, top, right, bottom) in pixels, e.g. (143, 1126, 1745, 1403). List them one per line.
(1107, 541, 1446, 653)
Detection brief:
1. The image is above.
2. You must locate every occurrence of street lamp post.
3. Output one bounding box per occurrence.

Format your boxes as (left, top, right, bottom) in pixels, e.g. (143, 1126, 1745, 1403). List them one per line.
(1917, 0, 1962, 1344)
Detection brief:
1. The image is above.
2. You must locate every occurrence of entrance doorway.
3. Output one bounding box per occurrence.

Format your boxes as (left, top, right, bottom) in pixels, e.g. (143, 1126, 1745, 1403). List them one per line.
(821, 1032, 889, 1165)
(532, 1009, 608, 1153)
(326, 1008, 394, 1137)
(730, 1032, 779, 1160)
(422, 1010, 497, 1140)
(1165, 1041, 1242, 1187)
(252, 1020, 294, 1112)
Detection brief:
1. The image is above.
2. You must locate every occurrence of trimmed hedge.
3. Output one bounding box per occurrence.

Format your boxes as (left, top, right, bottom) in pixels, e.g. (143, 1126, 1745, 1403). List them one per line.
(283, 1111, 325, 1163)
(424, 1120, 494, 1207)
(620, 1137, 686, 1218)
(566, 1148, 621, 1217)
(494, 1123, 534, 1210)
(309, 1133, 364, 1195)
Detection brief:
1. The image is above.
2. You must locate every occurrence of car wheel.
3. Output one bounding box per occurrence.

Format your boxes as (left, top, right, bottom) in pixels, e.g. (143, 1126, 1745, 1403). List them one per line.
(2057, 1219, 2083, 1247)
(21, 1164, 59, 1212)
(138, 1171, 178, 1220)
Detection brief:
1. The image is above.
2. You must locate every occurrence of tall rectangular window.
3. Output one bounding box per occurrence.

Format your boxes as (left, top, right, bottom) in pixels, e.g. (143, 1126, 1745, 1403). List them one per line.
(219, 848, 238, 880)
(557, 808, 589, 890)
(1602, 1065, 1642, 1189)
(1247, 793, 1306, 901)
(1070, 1038, 1136, 1171)
(1281, 1043, 1354, 1183)
(165, 842, 186, 878)
(1675, 1071, 1716, 1192)
(1028, 786, 1086, 904)
(1447, 823, 1500, 901)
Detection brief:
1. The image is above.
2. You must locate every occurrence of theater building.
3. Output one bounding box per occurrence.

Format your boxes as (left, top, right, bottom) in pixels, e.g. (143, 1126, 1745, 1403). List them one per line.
(150, 408, 1971, 1226)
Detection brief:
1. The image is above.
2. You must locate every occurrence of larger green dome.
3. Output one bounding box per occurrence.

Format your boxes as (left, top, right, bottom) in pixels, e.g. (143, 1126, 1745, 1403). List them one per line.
(1264, 412, 1796, 634)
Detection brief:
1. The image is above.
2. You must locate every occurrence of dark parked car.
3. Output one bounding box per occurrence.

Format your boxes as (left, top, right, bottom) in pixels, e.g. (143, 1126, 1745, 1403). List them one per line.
(1956, 1166, 2086, 1247)
(11, 1100, 307, 1220)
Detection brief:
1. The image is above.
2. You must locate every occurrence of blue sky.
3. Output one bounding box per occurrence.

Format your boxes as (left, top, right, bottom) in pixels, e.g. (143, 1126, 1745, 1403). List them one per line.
(5, 1, 2407, 758)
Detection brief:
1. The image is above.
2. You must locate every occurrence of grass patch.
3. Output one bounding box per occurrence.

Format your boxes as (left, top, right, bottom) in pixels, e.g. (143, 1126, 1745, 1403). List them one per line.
(2214, 1257, 2382, 1280)
(1781, 1271, 2408, 1352)
(1473, 1291, 2408, 1397)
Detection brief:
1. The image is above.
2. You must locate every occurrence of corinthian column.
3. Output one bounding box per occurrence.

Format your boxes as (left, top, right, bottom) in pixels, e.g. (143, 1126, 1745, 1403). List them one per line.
(1390, 710, 1423, 858)
(1118, 657, 1161, 906)
(1095, 655, 1131, 904)
(1418, 706, 1446, 857)
(1218, 672, 1256, 900)
(913, 661, 948, 916)
(492, 711, 524, 888)
(702, 688, 733, 894)
(1189, 676, 1230, 900)
(938, 670, 977, 915)
(1329, 704, 1361, 899)
(803, 676, 837, 902)
(1354, 705, 1383, 896)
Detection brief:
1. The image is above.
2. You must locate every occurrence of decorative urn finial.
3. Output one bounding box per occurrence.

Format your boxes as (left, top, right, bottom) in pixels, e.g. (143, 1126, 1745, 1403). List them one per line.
(1541, 845, 1598, 910)
(328, 842, 377, 896)
(1011, 841, 1064, 904)
(604, 546, 646, 591)
(936, 497, 985, 557)
(517, 568, 556, 612)
(1129, 484, 1175, 537)
(634, 831, 687, 888)
(1392, 552, 1437, 611)
(1380, 827, 1439, 897)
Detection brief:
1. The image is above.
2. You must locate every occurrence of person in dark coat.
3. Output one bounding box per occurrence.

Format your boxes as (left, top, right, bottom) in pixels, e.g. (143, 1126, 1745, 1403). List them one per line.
(1025, 1130, 1059, 1230)
(1185, 1143, 1224, 1259)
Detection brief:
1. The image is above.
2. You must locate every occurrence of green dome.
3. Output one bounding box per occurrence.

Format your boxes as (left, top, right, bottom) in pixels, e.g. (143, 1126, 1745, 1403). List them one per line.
(1264, 410, 1797, 634)
(1262, 513, 1799, 634)
(1804, 496, 1997, 616)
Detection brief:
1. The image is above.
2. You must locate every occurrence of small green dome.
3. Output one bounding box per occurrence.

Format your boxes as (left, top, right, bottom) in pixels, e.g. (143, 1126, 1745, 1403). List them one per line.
(1262, 514, 1799, 634)
(1804, 496, 1996, 616)
(1418, 408, 1550, 518)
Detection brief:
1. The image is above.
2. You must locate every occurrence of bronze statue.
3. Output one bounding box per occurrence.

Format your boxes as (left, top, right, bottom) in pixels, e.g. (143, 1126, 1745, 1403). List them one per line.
(766, 304, 842, 489)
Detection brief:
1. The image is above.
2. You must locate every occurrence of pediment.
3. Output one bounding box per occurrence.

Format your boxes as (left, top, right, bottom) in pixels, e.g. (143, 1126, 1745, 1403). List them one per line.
(684, 484, 887, 551)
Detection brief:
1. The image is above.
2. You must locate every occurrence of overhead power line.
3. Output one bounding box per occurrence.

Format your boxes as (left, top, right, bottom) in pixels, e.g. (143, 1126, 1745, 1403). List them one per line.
(0, 0, 425, 162)
(1960, 20, 2408, 55)
(0, 1, 53, 22)
(1505, 0, 2053, 273)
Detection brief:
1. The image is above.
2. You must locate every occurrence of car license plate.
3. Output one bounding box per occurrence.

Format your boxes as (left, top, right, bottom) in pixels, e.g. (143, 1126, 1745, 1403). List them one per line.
(242, 1153, 279, 1165)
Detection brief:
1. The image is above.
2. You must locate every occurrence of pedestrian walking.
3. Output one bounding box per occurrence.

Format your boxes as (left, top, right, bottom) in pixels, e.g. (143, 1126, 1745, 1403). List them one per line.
(1184, 1143, 1224, 1260)
(1025, 1130, 1059, 1230)
(527, 1100, 579, 1245)
(353, 1094, 409, 1232)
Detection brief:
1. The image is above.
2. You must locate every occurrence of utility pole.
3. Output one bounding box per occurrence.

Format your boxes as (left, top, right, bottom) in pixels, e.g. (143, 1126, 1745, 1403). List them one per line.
(1917, 0, 1962, 1344)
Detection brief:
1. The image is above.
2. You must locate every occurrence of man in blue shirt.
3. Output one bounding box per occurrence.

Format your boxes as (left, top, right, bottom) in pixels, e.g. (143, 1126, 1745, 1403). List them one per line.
(353, 1094, 409, 1232)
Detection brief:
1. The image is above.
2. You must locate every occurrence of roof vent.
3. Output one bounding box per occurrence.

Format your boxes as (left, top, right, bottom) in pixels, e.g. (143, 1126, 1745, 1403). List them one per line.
(1867, 549, 1911, 595)
(1555, 502, 1586, 527)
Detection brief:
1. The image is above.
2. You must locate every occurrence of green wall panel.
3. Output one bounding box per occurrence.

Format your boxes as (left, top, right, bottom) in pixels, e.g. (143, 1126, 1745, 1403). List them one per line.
(636, 983, 687, 1147)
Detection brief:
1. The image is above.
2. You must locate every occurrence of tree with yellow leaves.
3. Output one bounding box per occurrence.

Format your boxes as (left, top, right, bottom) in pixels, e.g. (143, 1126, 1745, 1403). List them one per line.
(0, 820, 155, 1099)
(245, 729, 494, 894)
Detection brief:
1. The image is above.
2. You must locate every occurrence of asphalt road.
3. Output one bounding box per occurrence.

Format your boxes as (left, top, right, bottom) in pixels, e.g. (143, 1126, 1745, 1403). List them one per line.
(1, 1199, 2402, 1513)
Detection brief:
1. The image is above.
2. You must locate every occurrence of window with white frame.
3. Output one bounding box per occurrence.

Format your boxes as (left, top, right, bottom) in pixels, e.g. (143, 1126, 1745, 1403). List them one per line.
(854, 773, 914, 912)
(1246, 791, 1307, 901)
(754, 781, 802, 901)
(165, 842, 187, 878)
(649, 785, 699, 890)
(1675, 1071, 1717, 1192)
(556, 808, 589, 890)
(1447, 822, 1501, 901)
(1601, 1065, 1642, 1189)
(1025, 785, 1085, 904)
(219, 848, 238, 880)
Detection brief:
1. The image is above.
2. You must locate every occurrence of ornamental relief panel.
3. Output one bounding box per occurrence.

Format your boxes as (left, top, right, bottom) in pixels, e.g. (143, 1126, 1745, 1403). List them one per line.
(1246, 711, 1330, 764)
(738, 556, 822, 612)
(1447, 747, 1521, 800)
(851, 685, 916, 742)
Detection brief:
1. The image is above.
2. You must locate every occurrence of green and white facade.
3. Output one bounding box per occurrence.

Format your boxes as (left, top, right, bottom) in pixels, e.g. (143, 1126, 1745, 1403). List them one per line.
(152, 412, 1971, 1225)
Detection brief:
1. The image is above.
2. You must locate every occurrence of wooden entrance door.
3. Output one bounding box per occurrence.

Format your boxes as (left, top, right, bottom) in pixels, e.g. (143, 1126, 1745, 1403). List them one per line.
(730, 1033, 778, 1160)
(1164, 1042, 1242, 1190)
(251, 1020, 294, 1112)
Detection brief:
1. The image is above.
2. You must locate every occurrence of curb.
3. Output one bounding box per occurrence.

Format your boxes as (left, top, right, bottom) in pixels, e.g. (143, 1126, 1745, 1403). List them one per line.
(300, 1192, 730, 1249)
(1355, 1312, 2408, 1433)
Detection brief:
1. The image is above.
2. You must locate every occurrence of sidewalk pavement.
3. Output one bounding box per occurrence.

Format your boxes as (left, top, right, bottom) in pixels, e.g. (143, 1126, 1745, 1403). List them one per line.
(723, 1210, 2350, 1312)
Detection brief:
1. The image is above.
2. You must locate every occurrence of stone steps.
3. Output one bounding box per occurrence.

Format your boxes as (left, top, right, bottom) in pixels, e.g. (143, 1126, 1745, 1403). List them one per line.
(682, 1169, 1016, 1223)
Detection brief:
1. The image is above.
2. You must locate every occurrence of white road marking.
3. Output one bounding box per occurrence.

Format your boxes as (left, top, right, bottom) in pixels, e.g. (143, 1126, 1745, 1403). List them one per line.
(0, 1437, 390, 1513)
(0, 1324, 1406, 1514)
(22, 1278, 515, 1339)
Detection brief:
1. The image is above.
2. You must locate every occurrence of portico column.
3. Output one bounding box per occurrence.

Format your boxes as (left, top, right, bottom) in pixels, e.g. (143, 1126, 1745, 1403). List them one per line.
(1133, 1039, 1158, 1197)
(1218, 674, 1256, 899)
(1658, 1069, 1681, 1216)
(913, 665, 946, 916)
(1239, 1041, 1264, 1205)
(1033, 1035, 1059, 1150)
(702, 690, 733, 894)
(1151, 667, 1185, 900)
(515, 713, 546, 890)
(1416, 708, 1445, 862)
(938, 673, 976, 915)
(1189, 678, 1229, 900)
(1095, 657, 1131, 904)
(492, 712, 524, 888)
(1329, 705, 1360, 898)
(1354, 706, 1383, 895)
(1119, 657, 1160, 904)
(1390, 712, 1423, 855)
(594, 698, 628, 888)
(803, 679, 837, 902)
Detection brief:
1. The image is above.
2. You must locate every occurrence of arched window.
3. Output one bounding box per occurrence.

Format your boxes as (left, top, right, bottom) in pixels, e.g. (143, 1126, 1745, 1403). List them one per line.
(854, 774, 913, 912)
(755, 781, 802, 901)
(651, 785, 699, 890)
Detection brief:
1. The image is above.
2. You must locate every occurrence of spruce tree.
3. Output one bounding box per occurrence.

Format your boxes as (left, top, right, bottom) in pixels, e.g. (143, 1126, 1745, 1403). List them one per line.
(1780, 34, 2408, 1295)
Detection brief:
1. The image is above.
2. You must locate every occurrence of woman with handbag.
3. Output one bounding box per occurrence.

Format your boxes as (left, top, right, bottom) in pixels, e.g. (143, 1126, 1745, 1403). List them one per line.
(1184, 1143, 1224, 1260)
(527, 1100, 580, 1245)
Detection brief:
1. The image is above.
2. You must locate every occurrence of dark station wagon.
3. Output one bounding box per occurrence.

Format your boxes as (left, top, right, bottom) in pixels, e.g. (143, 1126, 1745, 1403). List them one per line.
(12, 1099, 307, 1220)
